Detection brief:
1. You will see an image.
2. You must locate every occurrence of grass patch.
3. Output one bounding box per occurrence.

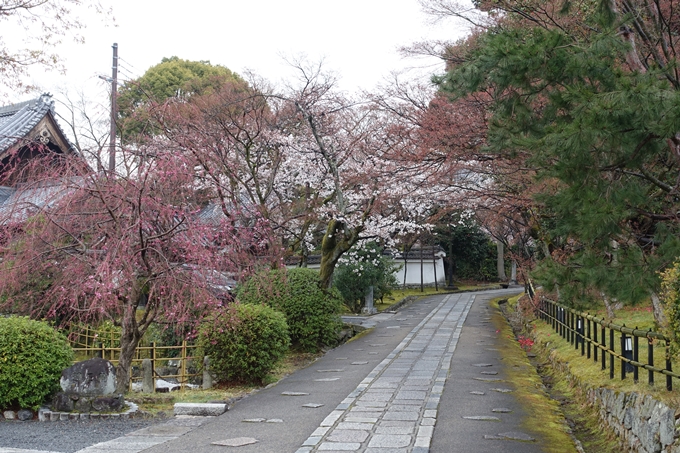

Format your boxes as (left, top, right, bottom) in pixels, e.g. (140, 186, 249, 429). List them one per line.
(491, 296, 578, 453)
(127, 350, 322, 416)
(506, 296, 680, 450)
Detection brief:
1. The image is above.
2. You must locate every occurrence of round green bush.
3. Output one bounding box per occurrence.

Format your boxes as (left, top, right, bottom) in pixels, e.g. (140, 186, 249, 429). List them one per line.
(237, 268, 343, 352)
(197, 303, 290, 384)
(0, 316, 74, 410)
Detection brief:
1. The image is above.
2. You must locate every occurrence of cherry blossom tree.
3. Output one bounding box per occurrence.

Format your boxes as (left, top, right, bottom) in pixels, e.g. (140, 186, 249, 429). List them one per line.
(0, 147, 276, 393)
(0, 0, 111, 92)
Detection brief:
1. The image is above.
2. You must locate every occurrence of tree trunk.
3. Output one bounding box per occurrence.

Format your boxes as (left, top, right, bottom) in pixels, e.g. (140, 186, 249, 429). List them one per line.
(115, 299, 142, 394)
(447, 243, 455, 287)
(602, 294, 616, 319)
(318, 219, 360, 289)
(650, 292, 668, 330)
(496, 241, 507, 281)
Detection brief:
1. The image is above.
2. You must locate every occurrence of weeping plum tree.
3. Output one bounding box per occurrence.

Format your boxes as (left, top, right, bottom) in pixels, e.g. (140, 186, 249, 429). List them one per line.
(0, 147, 277, 393)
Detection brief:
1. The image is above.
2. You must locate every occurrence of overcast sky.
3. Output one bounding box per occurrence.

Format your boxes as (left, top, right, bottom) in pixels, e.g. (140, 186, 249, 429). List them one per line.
(10, 0, 471, 107)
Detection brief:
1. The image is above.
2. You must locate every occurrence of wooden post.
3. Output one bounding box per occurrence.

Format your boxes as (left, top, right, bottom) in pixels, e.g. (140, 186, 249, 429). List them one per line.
(152, 341, 157, 393)
(181, 341, 187, 389)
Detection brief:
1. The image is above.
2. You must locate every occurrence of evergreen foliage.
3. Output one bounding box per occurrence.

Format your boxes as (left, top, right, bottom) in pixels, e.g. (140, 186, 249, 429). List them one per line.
(438, 10, 680, 308)
(433, 212, 497, 282)
(197, 304, 290, 385)
(117, 57, 247, 142)
(333, 241, 400, 313)
(0, 317, 73, 410)
(237, 268, 343, 352)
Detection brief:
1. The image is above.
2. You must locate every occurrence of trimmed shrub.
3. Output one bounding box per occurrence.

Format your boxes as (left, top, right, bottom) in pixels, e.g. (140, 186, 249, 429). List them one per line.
(197, 303, 290, 384)
(237, 268, 343, 352)
(0, 316, 74, 410)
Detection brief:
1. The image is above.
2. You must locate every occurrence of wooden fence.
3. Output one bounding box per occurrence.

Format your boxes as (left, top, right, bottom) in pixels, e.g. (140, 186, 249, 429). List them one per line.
(65, 325, 202, 391)
(537, 298, 680, 390)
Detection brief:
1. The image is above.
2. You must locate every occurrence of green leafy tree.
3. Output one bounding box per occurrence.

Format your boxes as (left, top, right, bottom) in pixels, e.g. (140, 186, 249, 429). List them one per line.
(333, 241, 400, 313)
(436, 1, 680, 321)
(432, 212, 497, 284)
(117, 57, 247, 142)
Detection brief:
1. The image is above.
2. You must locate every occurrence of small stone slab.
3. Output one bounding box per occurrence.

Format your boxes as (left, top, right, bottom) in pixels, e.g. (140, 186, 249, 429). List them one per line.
(128, 425, 193, 437)
(369, 344, 386, 347)
(212, 437, 258, 447)
(352, 361, 369, 365)
(463, 415, 501, 421)
(242, 418, 266, 423)
(492, 408, 513, 413)
(499, 432, 536, 441)
(317, 369, 344, 373)
(470, 391, 486, 395)
(315, 378, 340, 382)
(473, 377, 503, 382)
(266, 419, 283, 423)
(481, 371, 498, 375)
(173, 403, 227, 416)
(281, 392, 309, 396)
(472, 363, 494, 367)
(335, 357, 348, 360)
(491, 388, 514, 393)
(368, 352, 379, 355)
(303, 403, 325, 408)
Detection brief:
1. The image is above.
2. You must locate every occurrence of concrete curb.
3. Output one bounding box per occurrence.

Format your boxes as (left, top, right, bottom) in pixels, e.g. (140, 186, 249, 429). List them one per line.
(173, 403, 227, 417)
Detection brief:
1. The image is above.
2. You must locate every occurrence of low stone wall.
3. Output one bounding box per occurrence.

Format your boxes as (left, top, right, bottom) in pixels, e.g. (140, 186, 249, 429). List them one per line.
(546, 351, 680, 453)
(587, 388, 678, 453)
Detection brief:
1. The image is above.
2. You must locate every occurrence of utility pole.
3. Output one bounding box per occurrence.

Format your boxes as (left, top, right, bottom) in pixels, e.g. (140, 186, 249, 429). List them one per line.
(108, 43, 118, 174)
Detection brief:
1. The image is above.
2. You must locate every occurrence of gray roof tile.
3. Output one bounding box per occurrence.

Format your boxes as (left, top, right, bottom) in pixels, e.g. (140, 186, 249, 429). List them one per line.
(0, 94, 62, 155)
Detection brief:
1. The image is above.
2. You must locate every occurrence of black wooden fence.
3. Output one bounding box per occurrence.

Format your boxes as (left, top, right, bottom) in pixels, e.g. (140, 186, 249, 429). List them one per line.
(537, 298, 680, 390)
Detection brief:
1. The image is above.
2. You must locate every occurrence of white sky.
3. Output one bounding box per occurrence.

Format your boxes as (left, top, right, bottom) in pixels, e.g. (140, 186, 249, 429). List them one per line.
(9, 0, 471, 107)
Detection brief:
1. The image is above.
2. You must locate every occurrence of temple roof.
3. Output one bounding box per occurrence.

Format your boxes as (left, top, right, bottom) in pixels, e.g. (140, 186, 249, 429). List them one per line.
(0, 94, 73, 156)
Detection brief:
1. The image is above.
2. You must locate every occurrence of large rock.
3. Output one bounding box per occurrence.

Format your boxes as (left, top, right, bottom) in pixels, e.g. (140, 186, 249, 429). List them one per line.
(60, 358, 116, 396)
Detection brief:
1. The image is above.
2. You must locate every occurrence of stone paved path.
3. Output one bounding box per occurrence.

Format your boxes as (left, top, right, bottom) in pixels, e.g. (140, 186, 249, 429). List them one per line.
(1, 288, 569, 453)
(296, 292, 475, 452)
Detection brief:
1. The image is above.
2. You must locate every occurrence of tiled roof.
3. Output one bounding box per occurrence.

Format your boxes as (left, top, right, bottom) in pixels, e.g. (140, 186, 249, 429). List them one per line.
(0, 94, 68, 155)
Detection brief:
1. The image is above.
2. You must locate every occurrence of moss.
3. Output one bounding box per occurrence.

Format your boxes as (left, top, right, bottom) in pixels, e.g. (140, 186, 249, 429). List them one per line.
(490, 298, 578, 453)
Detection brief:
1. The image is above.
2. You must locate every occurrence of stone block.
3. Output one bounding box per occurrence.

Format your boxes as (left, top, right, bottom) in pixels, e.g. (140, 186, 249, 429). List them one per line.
(173, 403, 227, 416)
(92, 395, 124, 412)
(659, 406, 675, 447)
(38, 409, 50, 422)
(3, 410, 16, 420)
(16, 409, 33, 421)
(60, 357, 116, 396)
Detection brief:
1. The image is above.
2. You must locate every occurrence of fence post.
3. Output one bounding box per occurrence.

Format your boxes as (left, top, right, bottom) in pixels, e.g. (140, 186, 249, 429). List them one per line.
(648, 336, 655, 386)
(593, 320, 598, 362)
(586, 318, 591, 359)
(621, 332, 627, 380)
(633, 331, 639, 383)
(601, 325, 606, 371)
(666, 341, 673, 391)
(180, 340, 187, 389)
(152, 341, 157, 393)
(610, 328, 615, 380)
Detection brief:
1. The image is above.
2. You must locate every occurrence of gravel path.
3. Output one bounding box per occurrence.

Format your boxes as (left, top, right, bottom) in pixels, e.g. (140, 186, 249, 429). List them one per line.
(0, 418, 163, 453)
